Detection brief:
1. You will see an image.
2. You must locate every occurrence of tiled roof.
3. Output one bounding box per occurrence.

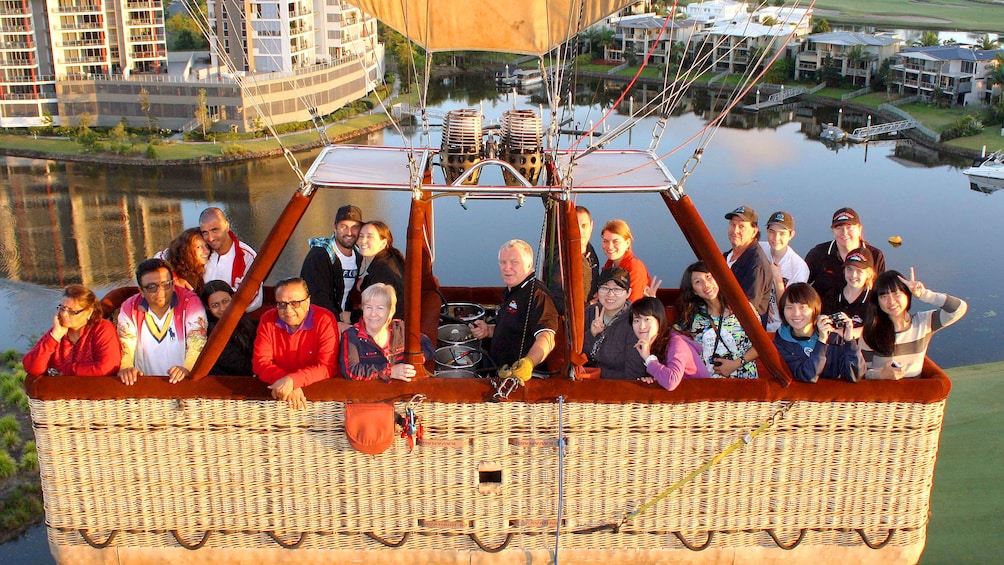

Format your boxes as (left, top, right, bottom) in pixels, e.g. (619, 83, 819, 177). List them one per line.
(806, 31, 902, 47)
(900, 45, 1002, 61)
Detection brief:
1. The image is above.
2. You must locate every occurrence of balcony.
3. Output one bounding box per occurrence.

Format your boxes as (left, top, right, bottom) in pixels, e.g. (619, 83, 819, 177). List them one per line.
(56, 4, 102, 12)
(125, 0, 162, 8)
(130, 48, 166, 59)
(1, 57, 36, 66)
(59, 39, 104, 47)
(0, 41, 32, 49)
(128, 33, 164, 42)
(126, 17, 163, 26)
(60, 22, 103, 30)
(62, 56, 105, 63)
(0, 7, 29, 15)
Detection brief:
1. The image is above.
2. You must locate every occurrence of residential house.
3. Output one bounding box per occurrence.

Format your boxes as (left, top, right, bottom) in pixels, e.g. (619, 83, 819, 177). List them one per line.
(683, 0, 749, 30)
(605, 14, 697, 66)
(795, 32, 903, 86)
(890, 45, 1001, 106)
(752, 6, 813, 37)
(703, 20, 799, 74)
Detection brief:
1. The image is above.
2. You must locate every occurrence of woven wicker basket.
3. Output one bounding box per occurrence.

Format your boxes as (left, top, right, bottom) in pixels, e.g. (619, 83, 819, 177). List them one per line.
(26, 365, 949, 565)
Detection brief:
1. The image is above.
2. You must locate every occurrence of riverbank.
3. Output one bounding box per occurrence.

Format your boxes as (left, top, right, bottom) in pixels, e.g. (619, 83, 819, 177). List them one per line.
(3, 69, 997, 167)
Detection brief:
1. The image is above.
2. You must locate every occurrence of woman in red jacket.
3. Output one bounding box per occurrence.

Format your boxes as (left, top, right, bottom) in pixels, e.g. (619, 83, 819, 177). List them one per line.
(23, 285, 120, 376)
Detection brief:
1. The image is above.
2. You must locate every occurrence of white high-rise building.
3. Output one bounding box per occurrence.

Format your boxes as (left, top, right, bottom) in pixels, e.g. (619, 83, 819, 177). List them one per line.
(0, 0, 167, 126)
(207, 0, 379, 82)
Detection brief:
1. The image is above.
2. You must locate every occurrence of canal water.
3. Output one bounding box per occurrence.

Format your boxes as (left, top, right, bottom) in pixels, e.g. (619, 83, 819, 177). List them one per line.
(0, 74, 1001, 561)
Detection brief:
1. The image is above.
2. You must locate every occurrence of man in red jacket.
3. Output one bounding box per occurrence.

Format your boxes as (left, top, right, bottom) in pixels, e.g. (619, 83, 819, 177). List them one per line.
(252, 277, 339, 409)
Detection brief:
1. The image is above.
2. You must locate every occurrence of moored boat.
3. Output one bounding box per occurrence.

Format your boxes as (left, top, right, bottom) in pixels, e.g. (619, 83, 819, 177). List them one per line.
(963, 151, 1004, 194)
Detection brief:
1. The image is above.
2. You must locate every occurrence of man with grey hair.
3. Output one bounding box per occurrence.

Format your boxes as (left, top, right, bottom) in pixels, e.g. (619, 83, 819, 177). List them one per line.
(469, 240, 558, 382)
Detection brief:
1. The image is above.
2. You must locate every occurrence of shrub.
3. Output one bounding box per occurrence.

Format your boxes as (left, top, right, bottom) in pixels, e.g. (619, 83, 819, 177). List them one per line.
(0, 415, 18, 435)
(940, 115, 984, 141)
(1, 430, 17, 451)
(221, 143, 252, 156)
(145, 144, 158, 158)
(0, 451, 16, 480)
(20, 441, 38, 473)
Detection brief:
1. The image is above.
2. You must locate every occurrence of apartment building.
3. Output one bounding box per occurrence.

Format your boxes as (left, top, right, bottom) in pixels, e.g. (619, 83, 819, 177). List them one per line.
(604, 13, 697, 67)
(0, 0, 167, 127)
(794, 32, 903, 87)
(1, 0, 381, 131)
(890, 45, 1000, 106)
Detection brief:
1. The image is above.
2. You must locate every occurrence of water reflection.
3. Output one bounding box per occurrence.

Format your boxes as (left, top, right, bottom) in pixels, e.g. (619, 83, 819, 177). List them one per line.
(0, 76, 1000, 368)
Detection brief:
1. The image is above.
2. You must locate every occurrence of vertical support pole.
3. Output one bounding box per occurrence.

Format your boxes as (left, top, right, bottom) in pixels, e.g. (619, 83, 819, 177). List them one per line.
(660, 193, 792, 387)
(192, 187, 316, 381)
(403, 194, 431, 376)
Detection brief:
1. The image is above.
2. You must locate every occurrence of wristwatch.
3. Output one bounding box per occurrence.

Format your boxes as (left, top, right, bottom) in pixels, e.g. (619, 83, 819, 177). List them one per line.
(739, 354, 747, 365)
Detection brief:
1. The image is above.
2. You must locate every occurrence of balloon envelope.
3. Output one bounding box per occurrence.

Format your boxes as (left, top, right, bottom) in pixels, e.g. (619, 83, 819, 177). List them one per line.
(345, 0, 637, 55)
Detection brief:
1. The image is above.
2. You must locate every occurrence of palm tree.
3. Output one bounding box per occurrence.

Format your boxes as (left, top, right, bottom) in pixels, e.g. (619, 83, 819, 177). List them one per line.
(977, 35, 1000, 51)
(986, 53, 1004, 105)
(914, 31, 940, 47)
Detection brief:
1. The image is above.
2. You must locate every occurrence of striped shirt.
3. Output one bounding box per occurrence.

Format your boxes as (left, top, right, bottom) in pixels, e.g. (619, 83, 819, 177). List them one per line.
(861, 289, 967, 379)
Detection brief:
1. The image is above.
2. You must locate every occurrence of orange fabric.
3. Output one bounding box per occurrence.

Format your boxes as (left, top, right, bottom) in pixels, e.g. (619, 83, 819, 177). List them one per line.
(26, 357, 950, 405)
(344, 402, 396, 454)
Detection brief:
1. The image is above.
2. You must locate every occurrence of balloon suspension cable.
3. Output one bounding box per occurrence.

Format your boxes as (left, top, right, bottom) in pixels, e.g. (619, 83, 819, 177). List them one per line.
(176, 0, 308, 183)
(572, 0, 814, 185)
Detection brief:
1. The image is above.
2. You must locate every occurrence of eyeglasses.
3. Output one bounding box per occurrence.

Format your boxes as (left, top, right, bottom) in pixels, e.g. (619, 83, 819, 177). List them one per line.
(141, 280, 174, 293)
(597, 286, 627, 295)
(56, 305, 87, 316)
(276, 298, 309, 310)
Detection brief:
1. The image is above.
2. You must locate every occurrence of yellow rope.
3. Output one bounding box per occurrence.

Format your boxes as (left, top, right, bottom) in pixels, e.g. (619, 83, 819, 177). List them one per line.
(619, 401, 794, 528)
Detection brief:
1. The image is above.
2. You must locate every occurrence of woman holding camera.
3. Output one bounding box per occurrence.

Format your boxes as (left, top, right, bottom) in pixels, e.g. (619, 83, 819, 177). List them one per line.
(822, 247, 875, 340)
(675, 261, 758, 379)
(774, 283, 865, 383)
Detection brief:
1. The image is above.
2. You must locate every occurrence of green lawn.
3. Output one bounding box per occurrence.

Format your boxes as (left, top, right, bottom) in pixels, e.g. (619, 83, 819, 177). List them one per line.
(945, 127, 1004, 153)
(679, 0, 1004, 32)
(922, 362, 1004, 563)
(0, 112, 396, 161)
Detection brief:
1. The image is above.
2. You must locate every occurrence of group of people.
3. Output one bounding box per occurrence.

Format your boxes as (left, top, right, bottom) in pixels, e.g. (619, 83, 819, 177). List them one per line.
(23, 200, 967, 404)
(23, 204, 422, 408)
(578, 205, 967, 388)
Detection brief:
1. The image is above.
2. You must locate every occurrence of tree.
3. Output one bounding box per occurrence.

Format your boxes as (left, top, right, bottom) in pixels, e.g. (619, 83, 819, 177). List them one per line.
(166, 4, 209, 50)
(977, 35, 1000, 51)
(915, 31, 940, 47)
(986, 53, 1004, 105)
(761, 16, 778, 26)
(812, 19, 830, 34)
(819, 54, 842, 87)
(194, 88, 211, 137)
(583, 27, 615, 60)
(139, 87, 156, 133)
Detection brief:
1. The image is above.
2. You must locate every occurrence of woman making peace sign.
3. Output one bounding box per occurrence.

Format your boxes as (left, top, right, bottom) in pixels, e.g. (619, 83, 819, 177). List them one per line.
(861, 268, 967, 379)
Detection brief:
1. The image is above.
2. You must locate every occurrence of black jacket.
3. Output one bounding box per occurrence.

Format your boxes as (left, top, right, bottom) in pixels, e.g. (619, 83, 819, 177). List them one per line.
(300, 245, 362, 315)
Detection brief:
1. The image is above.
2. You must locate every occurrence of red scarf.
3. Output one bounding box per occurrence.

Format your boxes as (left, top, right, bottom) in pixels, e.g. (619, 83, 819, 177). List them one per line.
(229, 230, 248, 287)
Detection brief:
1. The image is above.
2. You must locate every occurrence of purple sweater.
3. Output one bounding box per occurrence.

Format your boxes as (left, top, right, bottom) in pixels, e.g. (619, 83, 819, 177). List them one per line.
(646, 330, 710, 391)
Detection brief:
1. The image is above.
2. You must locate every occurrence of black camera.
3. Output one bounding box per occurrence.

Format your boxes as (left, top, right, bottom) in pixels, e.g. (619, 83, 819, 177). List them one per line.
(829, 313, 847, 329)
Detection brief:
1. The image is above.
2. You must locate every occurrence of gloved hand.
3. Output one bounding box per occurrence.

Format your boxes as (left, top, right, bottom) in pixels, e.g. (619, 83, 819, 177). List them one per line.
(506, 356, 534, 384)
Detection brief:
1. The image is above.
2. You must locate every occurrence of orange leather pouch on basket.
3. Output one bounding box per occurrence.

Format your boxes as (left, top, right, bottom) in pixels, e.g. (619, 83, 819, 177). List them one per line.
(344, 402, 395, 455)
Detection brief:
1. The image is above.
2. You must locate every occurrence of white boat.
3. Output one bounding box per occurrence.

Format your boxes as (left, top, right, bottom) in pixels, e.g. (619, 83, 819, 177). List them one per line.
(497, 68, 544, 88)
(963, 151, 1004, 194)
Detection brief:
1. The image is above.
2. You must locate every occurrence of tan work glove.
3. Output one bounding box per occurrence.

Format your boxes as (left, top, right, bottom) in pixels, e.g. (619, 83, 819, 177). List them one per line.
(499, 356, 534, 384)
